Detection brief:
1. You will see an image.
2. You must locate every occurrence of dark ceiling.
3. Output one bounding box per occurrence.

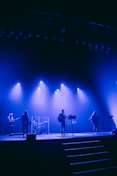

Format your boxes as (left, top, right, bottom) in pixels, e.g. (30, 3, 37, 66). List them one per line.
(0, 0, 117, 42)
(0, 0, 116, 88)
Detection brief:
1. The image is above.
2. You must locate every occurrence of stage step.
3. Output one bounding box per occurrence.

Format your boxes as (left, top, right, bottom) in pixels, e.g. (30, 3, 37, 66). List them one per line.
(62, 139, 100, 145)
(62, 137, 117, 175)
(73, 166, 117, 175)
(67, 152, 113, 163)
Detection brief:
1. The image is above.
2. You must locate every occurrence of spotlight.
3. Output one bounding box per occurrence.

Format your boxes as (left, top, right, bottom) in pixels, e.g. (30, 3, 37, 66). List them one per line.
(100, 44, 104, 52)
(44, 34, 48, 40)
(17, 83, 20, 86)
(37, 87, 40, 91)
(24, 36, 28, 40)
(60, 37, 64, 42)
(88, 42, 92, 50)
(61, 83, 64, 87)
(10, 31, 14, 35)
(16, 36, 19, 39)
(52, 35, 56, 41)
(82, 40, 86, 45)
(61, 28, 66, 33)
(28, 33, 32, 38)
(1, 28, 5, 34)
(94, 43, 99, 51)
(75, 39, 79, 44)
(18, 31, 23, 36)
(55, 89, 59, 94)
(36, 33, 40, 38)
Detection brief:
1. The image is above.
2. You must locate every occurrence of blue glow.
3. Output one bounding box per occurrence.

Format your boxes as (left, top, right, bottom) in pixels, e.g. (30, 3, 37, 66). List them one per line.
(54, 89, 59, 94)
(28, 33, 32, 38)
(52, 35, 56, 40)
(44, 35, 48, 40)
(61, 83, 64, 87)
(9, 83, 23, 102)
(10, 31, 14, 35)
(94, 55, 117, 127)
(17, 82, 20, 86)
(29, 81, 50, 114)
(18, 32, 23, 36)
(61, 28, 66, 33)
(36, 33, 40, 38)
(60, 37, 64, 42)
(82, 40, 86, 45)
(75, 40, 79, 44)
(88, 42, 92, 49)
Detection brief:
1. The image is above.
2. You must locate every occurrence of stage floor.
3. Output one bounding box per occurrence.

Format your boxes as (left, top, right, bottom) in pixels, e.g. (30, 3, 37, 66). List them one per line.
(0, 131, 113, 141)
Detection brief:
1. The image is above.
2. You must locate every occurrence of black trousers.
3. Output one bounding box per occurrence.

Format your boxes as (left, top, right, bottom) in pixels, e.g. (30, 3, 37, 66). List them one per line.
(22, 122, 28, 135)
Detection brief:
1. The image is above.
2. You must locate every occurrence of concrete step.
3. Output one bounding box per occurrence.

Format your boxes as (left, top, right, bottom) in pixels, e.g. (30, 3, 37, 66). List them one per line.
(67, 150, 111, 162)
(70, 157, 117, 173)
(64, 144, 106, 155)
(73, 165, 117, 175)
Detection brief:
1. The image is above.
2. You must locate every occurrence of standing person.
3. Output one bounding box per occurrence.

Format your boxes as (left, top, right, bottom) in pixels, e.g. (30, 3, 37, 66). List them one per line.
(7, 113, 14, 122)
(58, 109, 66, 136)
(7, 113, 14, 135)
(89, 111, 99, 132)
(21, 110, 29, 137)
(107, 115, 116, 131)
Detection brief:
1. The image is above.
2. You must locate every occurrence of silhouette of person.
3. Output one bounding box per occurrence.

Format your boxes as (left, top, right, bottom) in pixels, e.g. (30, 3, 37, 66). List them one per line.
(58, 109, 66, 136)
(7, 113, 15, 135)
(7, 113, 14, 122)
(21, 110, 29, 137)
(107, 115, 116, 131)
(89, 111, 99, 132)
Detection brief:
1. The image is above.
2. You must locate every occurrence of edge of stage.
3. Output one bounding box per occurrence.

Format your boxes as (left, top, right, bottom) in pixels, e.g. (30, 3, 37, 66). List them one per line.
(0, 131, 114, 141)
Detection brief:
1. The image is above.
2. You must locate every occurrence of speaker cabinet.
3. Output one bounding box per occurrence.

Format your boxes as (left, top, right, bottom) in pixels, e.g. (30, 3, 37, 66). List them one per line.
(26, 133, 36, 140)
(112, 129, 117, 135)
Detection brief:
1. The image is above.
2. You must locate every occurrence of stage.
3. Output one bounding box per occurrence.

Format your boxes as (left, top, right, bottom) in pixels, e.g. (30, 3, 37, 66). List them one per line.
(0, 131, 117, 176)
(0, 131, 113, 141)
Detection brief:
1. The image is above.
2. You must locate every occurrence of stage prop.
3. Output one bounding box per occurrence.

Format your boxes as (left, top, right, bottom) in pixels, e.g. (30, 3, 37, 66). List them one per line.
(30, 116, 50, 135)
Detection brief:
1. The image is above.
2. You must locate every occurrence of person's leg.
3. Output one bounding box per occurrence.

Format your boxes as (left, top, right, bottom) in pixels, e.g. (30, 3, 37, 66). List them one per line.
(22, 124, 25, 136)
(60, 123, 64, 136)
(63, 123, 65, 135)
(26, 123, 28, 134)
(61, 122, 65, 136)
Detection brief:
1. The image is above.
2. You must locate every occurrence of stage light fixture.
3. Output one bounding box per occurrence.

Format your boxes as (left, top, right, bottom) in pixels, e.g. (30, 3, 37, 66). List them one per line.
(44, 35, 48, 40)
(52, 35, 56, 40)
(61, 28, 66, 33)
(60, 37, 64, 42)
(36, 33, 40, 38)
(18, 31, 23, 36)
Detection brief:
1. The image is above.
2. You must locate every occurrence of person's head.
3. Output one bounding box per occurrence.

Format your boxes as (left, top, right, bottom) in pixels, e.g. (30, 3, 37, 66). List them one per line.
(62, 109, 64, 113)
(9, 113, 13, 116)
(24, 110, 28, 115)
(93, 111, 96, 115)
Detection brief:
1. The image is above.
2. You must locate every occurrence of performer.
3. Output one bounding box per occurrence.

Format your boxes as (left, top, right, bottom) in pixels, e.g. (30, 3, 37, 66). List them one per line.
(89, 111, 99, 132)
(58, 109, 66, 136)
(7, 113, 14, 135)
(21, 110, 29, 137)
(7, 113, 14, 122)
(107, 115, 116, 131)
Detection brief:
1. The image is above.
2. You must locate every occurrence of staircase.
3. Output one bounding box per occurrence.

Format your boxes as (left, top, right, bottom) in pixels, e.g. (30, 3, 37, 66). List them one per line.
(62, 137, 117, 175)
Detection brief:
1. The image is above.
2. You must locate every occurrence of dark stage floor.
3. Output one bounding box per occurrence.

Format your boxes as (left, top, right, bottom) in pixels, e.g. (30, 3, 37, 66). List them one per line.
(0, 131, 113, 141)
